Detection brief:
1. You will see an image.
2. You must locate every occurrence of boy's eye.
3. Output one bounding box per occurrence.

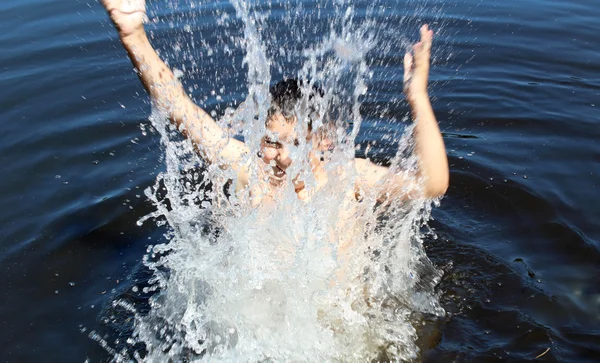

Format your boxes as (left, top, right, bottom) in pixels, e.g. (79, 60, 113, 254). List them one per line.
(264, 138, 281, 148)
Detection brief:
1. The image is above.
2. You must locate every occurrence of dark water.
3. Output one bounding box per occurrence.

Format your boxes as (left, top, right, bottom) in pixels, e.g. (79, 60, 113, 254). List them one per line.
(1, 0, 599, 361)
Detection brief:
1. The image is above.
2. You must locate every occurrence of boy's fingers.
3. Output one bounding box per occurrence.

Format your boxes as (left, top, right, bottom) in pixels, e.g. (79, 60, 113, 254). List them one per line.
(404, 52, 413, 70)
(413, 42, 423, 55)
(425, 30, 433, 51)
(101, 0, 112, 10)
(420, 24, 429, 41)
(403, 52, 413, 88)
(419, 25, 433, 51)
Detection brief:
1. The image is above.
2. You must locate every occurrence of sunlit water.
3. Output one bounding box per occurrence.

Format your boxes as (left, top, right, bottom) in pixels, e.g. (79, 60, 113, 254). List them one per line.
(94, 1, 444, 361)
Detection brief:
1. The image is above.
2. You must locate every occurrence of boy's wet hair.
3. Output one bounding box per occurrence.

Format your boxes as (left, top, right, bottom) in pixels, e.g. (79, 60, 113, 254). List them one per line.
(268, 78, 325, 132)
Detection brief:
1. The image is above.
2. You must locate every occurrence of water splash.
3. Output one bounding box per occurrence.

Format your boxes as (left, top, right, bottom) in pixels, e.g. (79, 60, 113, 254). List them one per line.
(98, 1, 444, 361)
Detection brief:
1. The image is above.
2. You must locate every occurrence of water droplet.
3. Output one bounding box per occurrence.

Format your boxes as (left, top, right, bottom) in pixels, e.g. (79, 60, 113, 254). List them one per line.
(69, 282, 76, 287)
(92, 160, 100, 165)
(55, 175, 61, 179)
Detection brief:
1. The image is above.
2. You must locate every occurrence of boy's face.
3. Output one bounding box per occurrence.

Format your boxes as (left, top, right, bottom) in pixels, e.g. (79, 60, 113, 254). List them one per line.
(260, 113, 333, 182)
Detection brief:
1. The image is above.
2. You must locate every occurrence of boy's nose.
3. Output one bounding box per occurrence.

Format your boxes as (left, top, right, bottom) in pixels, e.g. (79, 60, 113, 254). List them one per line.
(277, 146, 292, 166)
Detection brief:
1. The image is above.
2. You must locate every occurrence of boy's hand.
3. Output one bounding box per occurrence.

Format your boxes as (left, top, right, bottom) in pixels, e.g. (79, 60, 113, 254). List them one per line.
(101, 0, 147, 38)
(404, 25, 433, 103)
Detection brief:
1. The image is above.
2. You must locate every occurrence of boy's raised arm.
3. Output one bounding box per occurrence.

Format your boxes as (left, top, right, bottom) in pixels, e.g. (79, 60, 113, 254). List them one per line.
(356, 25, 449, 200)
(403, 25, 449, 198)
(101, 0, 247, 166)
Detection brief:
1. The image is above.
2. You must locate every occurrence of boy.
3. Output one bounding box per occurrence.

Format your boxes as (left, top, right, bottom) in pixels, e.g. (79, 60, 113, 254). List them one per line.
(101, 0, 449, 207)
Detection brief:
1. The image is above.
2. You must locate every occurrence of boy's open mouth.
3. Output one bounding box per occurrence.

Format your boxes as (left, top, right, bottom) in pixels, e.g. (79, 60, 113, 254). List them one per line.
(274, 165, 286, 176)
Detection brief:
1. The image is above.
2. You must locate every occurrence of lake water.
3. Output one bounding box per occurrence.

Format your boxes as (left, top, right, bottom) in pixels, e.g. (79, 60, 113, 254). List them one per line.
(1, 0, 599, 361)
